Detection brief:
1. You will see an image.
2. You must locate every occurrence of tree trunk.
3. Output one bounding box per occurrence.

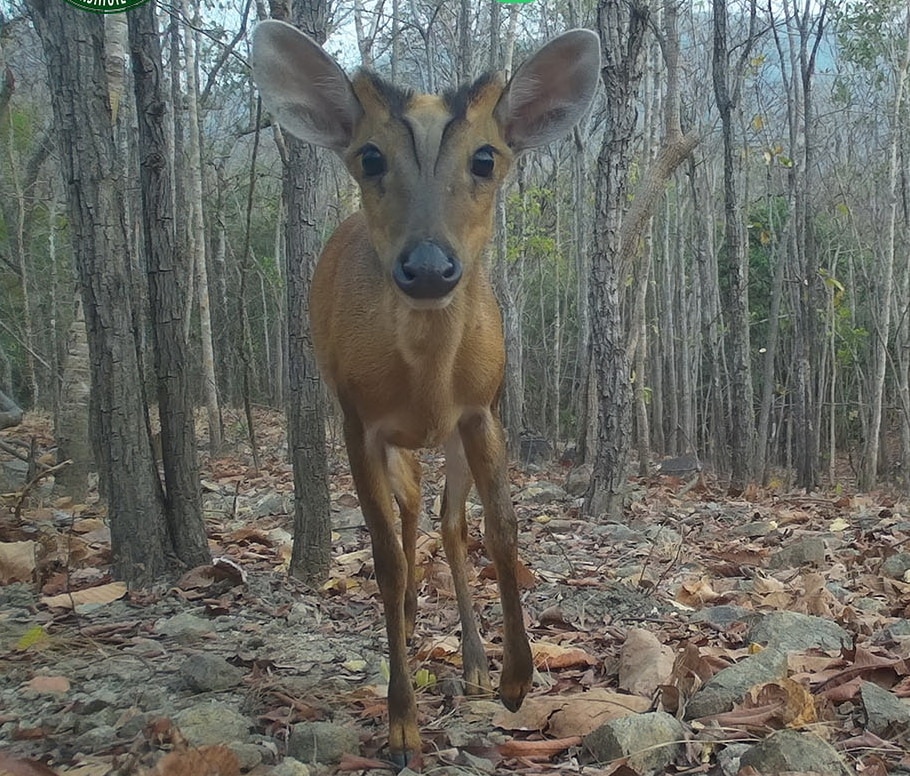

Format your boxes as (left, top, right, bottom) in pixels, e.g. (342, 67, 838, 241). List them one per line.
(27, 0, 172, 585)
(712, 0, 756, 490)
(585, 0, 649, 519)
(183, 0, 223, 454)
(130, 0, 210, 568)
(270, 0, 333, 584)
(55, 300, 92, 496)
(860, 6, 910, 490)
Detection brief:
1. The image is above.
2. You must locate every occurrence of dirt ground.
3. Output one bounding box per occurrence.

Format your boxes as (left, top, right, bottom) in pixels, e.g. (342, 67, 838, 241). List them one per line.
(2, 413, 910, 775)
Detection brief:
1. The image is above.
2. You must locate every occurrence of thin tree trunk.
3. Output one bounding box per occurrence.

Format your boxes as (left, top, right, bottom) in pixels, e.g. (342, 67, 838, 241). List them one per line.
(755, 185, 789, 482)
(585, 0, 649, 518)
(713, 0, 757, 490)
(270, 0, 333, 583)
(55, 299, 92, 496)
(183, 0, 223, 454)
(861, 7, 910, 490)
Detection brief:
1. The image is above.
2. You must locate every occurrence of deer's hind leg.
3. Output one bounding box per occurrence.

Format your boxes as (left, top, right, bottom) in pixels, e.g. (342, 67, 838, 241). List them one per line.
(459, 409, 532, 713)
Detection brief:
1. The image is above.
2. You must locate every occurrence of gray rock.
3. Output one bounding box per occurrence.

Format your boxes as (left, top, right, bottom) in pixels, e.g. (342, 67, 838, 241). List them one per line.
(272, 758, 311, 776)
(583, 711, 685, 773)
(686, 648, 788, 719)
(515, 481, 568, 504)
(853, 597, 888, 614)
(118, 711, 157, 739)
(0, 583, 36, 608)
(643, 525, 682, 553)
(287, 720, 360, 765)
(768, 536, 826, 569)
(228, 742, 263, 770)
(728, 521, 772, 538)
(253, 493, 290, 517)
(453, 750, 497, 772)
(690, 605, 755, 630)
(333, 507, 365, 530)
(180, 653, 244, 693)
(738, 729, 851, 776)
(519, 436, 552, 466)
(73, 708, 119, 735)
(78, 689, 120, 714)
(1, 458, 29, 490)
(880, 619, 910, 640)
(715, 742, 750, 776)
(565, 464, 593, 497)
(881, 552, 910, 580)
(591, 523, 642, 543)
(747, 611, 849, 652)
(174, 701, 250, 745)
(73, 724, 119, 754)
(154, 612, 215, 642)
(860, 681, 910, 737)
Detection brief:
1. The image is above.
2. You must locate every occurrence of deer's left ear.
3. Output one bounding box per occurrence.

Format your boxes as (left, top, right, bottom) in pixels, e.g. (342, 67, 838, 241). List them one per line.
(494, 29, 601, 152)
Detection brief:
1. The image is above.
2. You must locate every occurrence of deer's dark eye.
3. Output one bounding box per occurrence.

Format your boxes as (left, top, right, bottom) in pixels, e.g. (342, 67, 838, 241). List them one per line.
(471, 146, 495, 178)
(361, 145, 386, 178)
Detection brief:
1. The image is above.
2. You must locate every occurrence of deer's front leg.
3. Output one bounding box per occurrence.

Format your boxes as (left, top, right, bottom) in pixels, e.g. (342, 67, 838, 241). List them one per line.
(458, 409, 533, 712)
(342, 410, 420, 763)
(441, 434, 492, 696)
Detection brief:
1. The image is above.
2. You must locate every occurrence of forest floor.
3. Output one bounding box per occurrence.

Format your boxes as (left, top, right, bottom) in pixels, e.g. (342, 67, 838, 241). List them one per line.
(1, 409, 910, 776)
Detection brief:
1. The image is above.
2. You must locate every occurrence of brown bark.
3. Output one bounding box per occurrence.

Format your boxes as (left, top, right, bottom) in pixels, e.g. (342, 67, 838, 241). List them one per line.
(585, 0, 649, 519)
(270, 0, 333, 583)
(130, 0, 210, 569)
(27, 0, 171, 585)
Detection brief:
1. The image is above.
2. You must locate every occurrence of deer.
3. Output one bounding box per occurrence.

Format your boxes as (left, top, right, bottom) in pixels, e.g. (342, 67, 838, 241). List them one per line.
(251, 21, 601, 766)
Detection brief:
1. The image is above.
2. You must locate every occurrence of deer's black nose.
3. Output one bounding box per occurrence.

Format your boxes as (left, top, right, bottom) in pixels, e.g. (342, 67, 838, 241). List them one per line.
(393, 241, 462, 299)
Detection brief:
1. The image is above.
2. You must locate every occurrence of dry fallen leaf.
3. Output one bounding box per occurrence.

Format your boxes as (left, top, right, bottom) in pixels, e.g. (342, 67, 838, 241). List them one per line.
(498, 736, 582, 760)
(25, 675, 71, 695)
(532, 640, 598, 670)
(0, 540, 36, 584)
(415, 635, 461, 664)
(145, 746, 239, 776)
(700, 678, 817, 729)
(618, 628, 675, 698)
(40, 581, 127, 610)
(58, 760, 113, 776)
(676, 578, 723, 608)
(493, 688, 650, 738)
(0, 752, 60, 775)
(547, 689, 651, 738)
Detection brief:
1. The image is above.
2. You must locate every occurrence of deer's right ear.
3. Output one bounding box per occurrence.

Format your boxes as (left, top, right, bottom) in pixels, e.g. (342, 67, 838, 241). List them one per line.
(251, 20, 361, 153)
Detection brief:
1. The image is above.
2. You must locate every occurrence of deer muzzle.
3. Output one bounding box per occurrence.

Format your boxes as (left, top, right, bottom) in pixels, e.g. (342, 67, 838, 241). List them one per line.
(393, 241, 463, 300)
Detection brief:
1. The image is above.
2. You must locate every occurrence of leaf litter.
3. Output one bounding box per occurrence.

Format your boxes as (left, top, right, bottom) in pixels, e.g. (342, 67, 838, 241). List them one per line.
(1, 410, 910, 774)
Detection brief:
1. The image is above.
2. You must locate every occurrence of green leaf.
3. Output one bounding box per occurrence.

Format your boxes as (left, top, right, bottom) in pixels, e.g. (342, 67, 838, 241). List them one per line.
(15, 626, 49, 652)
(415, 668, 436, 689)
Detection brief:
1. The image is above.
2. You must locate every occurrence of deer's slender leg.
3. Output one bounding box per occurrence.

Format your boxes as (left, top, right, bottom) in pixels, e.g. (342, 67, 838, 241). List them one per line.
(441, 434, 493, 696)
(459, 409, 533, 712)
(341, 409, 419, 760)
(389, 448, 421, 639)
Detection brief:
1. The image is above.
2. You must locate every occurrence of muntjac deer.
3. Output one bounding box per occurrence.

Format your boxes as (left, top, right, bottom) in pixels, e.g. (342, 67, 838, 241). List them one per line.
(252, 22, 600, 765)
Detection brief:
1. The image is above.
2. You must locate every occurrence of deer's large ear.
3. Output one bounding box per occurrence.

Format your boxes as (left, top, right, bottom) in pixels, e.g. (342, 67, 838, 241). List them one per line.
(494, 29, 601, 152)
(251, 20, 361, 152)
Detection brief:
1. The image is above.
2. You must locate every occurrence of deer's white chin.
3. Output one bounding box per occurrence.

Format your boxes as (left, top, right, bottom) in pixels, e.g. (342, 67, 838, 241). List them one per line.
(397, 291, 456, 311)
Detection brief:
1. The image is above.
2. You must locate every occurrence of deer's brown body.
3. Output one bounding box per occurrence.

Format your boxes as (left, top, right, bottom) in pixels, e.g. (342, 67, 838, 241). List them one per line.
(252, 22, 600, 765)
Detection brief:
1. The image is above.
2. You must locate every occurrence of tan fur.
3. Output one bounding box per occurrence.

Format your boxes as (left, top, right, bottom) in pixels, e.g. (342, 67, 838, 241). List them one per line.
(252, 19, 599, 764)
(310, 83, 532, 762)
